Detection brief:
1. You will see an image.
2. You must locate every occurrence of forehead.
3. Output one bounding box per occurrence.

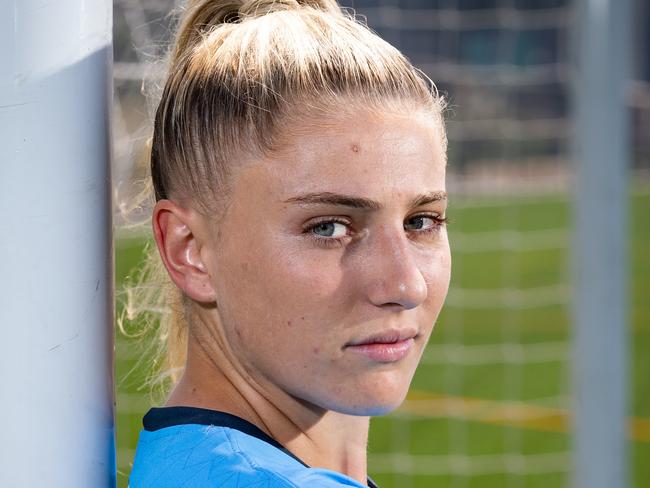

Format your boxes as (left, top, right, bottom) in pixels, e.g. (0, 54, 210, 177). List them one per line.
(240, 110, 446, 203)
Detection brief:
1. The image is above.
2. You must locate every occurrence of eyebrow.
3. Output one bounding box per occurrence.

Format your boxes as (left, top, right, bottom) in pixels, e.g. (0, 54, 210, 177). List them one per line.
(283, 191, 447, 210)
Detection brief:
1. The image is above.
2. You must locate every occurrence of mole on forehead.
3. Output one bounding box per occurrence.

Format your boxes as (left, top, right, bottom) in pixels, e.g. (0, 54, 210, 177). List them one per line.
(351, 143, 361, 153)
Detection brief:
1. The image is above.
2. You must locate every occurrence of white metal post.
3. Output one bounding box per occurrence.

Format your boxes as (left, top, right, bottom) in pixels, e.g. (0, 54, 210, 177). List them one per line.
(572, 0, 630, 487)
(0, 1, 115, 486)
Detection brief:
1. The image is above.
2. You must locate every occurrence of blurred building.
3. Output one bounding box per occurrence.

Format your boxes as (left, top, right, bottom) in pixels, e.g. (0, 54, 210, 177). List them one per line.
(113, 0, 650, 197)
(339, 0, 649, 182)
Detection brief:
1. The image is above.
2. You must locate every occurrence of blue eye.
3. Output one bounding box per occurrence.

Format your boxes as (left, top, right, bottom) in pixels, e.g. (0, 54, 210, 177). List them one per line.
(405, 216, 432, 230)
(404, 215, 446, 232)
(305, 214, 446, 248)
(311, 221, 348, 238)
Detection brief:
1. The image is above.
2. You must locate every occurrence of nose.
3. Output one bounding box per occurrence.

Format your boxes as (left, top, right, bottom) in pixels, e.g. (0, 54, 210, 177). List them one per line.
(363, 226, 428, 310)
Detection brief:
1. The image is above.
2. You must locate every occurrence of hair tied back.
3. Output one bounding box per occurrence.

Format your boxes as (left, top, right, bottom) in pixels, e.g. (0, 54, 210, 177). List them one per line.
(174, 0, 341, 67)
(239, 0, 341, 17)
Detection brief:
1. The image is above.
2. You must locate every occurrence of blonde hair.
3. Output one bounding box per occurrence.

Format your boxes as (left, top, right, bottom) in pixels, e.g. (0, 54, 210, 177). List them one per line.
(120, 0, 447, 396)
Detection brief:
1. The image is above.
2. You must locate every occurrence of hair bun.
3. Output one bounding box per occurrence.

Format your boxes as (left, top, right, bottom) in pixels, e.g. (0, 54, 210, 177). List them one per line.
(174, 0, 340, 67)
(239, 0, 300, 17)
(239, 0, 340, 17)
(184, 0, 339, 27)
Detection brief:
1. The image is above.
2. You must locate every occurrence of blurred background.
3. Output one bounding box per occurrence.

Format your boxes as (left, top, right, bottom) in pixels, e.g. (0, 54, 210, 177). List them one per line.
(112, 1, 650, 487)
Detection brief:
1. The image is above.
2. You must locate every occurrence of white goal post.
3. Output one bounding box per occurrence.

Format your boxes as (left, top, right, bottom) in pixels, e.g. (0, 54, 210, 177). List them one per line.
(572, 0, 630, 487)
(0, 1, 115, 486)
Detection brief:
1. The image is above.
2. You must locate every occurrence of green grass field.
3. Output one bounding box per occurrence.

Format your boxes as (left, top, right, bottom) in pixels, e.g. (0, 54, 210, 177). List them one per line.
(114, 188, 649, 488)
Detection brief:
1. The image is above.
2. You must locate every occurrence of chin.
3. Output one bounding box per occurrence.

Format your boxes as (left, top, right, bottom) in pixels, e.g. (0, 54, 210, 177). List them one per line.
(334, 397, 407, 417)
(296, 365, 417, 416)
(356, 402, 405, 417)
(327, 384, 411, 417)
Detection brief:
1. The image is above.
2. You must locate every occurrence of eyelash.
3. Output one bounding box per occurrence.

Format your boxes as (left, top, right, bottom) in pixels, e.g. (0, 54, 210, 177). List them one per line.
(303, 214, 449, 248)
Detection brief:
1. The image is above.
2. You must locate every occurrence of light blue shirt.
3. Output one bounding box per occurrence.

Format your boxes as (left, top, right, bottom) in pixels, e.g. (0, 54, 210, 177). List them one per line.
(129, 406, 379, 488)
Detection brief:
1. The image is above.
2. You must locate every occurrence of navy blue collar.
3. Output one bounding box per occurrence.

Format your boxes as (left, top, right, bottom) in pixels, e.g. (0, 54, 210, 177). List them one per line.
(143, 406, 380, 488)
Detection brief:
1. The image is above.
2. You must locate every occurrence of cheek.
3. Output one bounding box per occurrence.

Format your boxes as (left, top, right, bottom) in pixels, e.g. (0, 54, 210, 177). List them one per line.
(263, 233, 352, 299)
(216, 238, 348, 340)
(421, 244, 452, 295)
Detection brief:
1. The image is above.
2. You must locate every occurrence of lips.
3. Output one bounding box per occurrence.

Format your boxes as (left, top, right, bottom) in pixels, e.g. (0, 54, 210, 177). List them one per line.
(345, 328, 418, 362)
(346, 328, 418, 347)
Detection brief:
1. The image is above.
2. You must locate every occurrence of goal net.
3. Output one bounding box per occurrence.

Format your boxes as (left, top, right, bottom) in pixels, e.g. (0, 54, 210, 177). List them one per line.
(113, 1, 648, 487)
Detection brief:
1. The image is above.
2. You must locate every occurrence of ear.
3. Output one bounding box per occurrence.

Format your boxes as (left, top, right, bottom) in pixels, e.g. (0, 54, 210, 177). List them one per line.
(152, 199, 217, 303)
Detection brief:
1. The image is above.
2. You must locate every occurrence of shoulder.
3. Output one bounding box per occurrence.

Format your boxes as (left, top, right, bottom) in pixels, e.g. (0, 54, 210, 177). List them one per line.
(129, 424, 366, 488)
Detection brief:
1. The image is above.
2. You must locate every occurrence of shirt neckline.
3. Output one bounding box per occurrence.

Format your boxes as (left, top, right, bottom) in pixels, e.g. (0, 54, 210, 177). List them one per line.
(143, 405, 379, 488)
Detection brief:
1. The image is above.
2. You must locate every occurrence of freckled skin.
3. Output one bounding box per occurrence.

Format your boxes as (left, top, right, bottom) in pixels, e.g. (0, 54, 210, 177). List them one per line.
(202, 109, 450, 416)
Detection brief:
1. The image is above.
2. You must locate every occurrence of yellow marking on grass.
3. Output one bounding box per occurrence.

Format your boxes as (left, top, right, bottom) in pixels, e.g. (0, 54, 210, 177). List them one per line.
(402, 390, 650, 443)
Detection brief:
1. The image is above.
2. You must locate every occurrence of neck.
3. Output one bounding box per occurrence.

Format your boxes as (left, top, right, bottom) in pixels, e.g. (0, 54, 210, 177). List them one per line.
(165, 331, 370, 484)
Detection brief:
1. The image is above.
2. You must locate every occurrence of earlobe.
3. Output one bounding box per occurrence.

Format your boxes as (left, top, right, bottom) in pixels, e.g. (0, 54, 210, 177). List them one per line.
(152, 200, 217, 303)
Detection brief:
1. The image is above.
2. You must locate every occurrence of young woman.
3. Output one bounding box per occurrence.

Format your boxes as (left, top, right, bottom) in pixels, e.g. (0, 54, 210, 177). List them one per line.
(128, 0, 450, 486)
